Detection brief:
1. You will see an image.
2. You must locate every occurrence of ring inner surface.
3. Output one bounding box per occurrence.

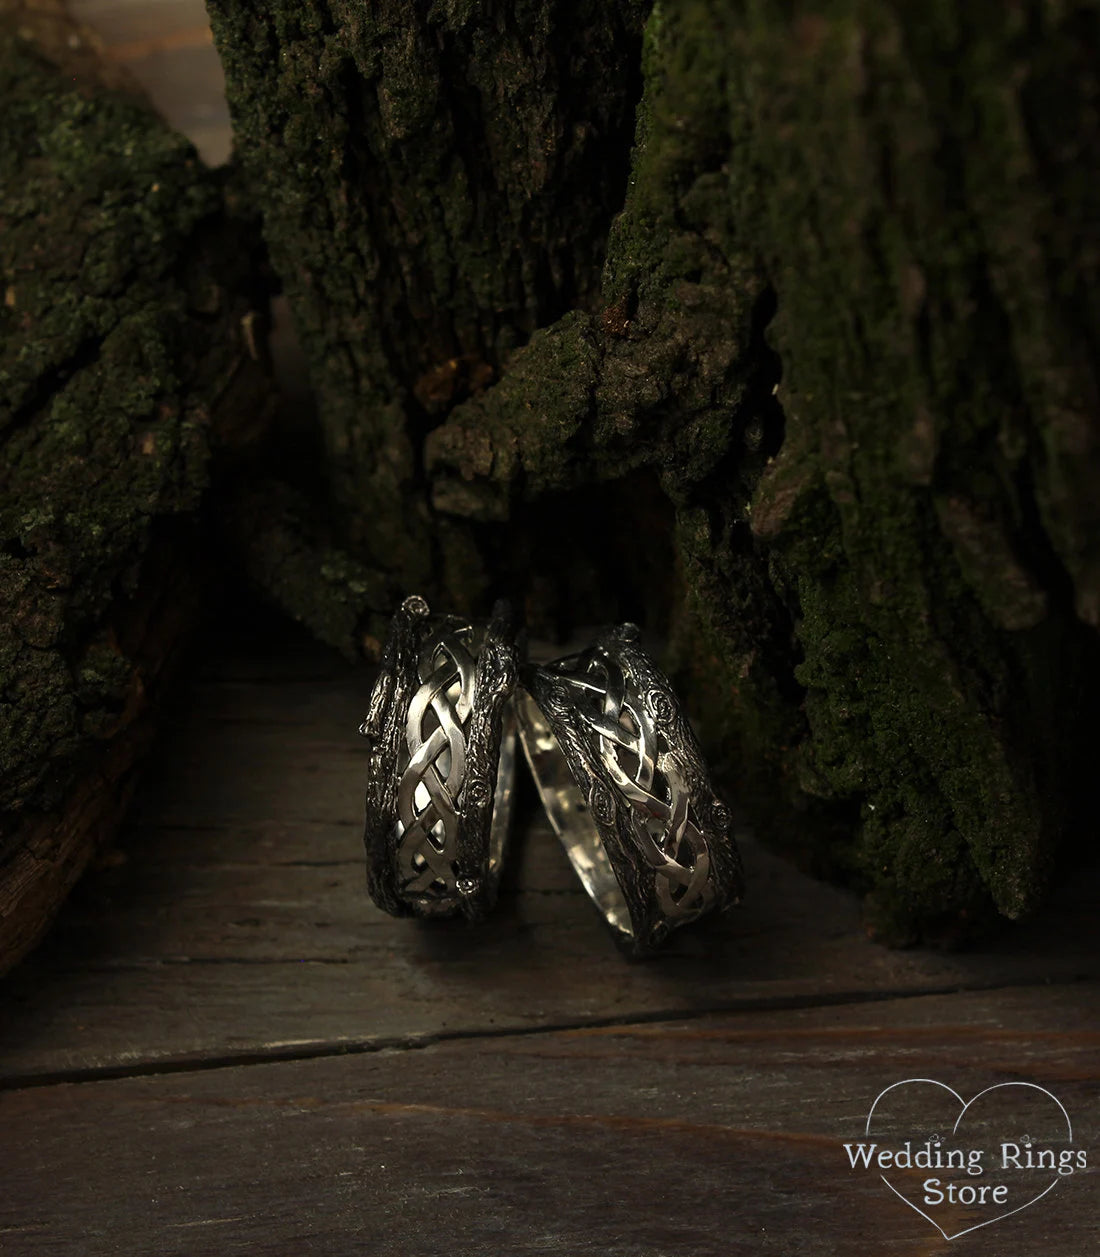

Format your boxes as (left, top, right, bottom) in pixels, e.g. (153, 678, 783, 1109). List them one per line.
(516, 691, 633, 940)
(488, 701, 516, 878)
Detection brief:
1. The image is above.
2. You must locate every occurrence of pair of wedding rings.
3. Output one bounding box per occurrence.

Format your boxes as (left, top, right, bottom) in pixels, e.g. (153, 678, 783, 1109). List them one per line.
(360, 595, 743, 956)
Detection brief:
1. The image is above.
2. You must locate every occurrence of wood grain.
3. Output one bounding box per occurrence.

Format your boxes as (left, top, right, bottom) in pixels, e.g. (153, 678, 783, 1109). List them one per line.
(0, 989, 1096, 1256)
(0, 640, 1096, 1084)
(1, 636, 1097, 1252)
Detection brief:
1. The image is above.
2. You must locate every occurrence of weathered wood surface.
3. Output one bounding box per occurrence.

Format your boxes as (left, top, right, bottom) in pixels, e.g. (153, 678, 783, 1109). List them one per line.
(0, 987, 1096, 1255)
(0, 636, 1097, 1253)
(0, 636, 1097, 1082)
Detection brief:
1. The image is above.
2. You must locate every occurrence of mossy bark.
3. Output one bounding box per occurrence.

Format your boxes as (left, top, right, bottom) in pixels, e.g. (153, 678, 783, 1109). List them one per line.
(0, 10, 270, 972)
(205, 0, 650, 622)
(209, 0, 1099, 942)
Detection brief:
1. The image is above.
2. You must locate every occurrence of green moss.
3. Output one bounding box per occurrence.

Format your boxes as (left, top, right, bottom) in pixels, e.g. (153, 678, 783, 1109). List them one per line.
(715, 0, 1097, 937)
(207, 0, 649, 583)
(430, 0, 1098, 942)
(0, 26, 257, 833)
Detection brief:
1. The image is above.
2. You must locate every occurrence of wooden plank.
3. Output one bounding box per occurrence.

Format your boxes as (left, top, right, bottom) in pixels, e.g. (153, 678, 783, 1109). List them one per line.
(0, 988, 1095, 1255)
(0, 645, 1097, 1079)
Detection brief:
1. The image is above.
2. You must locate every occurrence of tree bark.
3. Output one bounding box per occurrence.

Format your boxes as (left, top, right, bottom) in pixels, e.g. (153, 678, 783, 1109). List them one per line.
(205, 0, 650, 618)
(208, 0, 1100, 942)
(0, 5, 271, 973)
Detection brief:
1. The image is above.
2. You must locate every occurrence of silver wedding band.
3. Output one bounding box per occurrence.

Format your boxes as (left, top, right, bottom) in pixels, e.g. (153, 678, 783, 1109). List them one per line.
(361, 595, 518, 921)
(516, 623, 743, 956)
(362, 600, 742, 951)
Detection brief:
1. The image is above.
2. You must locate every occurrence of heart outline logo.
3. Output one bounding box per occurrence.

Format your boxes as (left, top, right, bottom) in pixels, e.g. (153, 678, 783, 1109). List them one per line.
(865, 1078, 1074, 1241)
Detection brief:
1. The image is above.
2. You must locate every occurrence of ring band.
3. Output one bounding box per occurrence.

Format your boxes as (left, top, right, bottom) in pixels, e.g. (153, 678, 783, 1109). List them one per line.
(361, 595, 518, 920)
(516, 624, 742, 955)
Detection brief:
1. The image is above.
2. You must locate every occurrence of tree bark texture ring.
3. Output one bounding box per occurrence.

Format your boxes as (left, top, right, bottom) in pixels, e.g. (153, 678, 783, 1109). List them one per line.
(516, 624, 744, 956)
(361, 595, 518, 921)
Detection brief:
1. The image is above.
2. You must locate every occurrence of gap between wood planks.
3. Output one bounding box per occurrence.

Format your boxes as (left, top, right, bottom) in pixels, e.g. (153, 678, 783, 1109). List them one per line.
(2, 975, 1092, 1093)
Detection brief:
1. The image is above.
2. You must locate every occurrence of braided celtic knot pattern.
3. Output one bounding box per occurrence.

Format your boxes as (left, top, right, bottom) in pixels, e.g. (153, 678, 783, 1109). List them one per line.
(561, 648, 715, 922)
(395, 626, 477, 895)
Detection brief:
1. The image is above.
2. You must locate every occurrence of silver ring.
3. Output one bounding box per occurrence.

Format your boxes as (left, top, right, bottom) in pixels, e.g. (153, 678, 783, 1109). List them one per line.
(516, 624, 743, 955)
(361, 595, 518, 920)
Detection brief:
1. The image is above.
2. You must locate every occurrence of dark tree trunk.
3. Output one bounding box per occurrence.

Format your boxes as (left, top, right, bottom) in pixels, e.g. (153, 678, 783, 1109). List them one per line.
(205, 0, 649, 610)
(0, 6, 271, 973)
(207, 0, 1100, 943)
